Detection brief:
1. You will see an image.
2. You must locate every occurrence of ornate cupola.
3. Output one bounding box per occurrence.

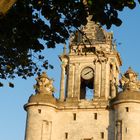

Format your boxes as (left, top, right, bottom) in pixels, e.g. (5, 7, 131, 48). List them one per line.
(24, 72, 57, 140)
(112, 67, 140, 102)
(59, 15, 122, 105)
(25, 72, 56, 105)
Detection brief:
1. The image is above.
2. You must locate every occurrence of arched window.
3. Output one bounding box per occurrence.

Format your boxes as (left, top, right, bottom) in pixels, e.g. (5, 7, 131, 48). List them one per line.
(41, 120, 52, 140)
(116, 120, 122, 140)
(80, 67, 94, 100)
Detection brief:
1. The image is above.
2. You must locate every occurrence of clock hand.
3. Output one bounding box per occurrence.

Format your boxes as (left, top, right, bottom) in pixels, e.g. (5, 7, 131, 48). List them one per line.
(84, 70, 92, 75)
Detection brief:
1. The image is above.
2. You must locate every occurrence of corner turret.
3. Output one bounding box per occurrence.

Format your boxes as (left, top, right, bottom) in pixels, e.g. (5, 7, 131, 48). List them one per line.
(24, 72, 57, 140)
(27, 72, 56, 104)
(112, 68, 140, 140)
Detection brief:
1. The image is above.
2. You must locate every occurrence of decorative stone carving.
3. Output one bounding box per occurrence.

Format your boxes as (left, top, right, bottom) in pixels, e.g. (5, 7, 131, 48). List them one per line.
(34, 72, 54, 95)
(69, 15, 113, 56)
(93, 50, 108, 63)
(120, 67, 140, 91)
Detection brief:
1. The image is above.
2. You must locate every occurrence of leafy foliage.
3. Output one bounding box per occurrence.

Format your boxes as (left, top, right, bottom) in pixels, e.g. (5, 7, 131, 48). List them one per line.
(0, 0, 139, 87)
(87, 0, 138, 28)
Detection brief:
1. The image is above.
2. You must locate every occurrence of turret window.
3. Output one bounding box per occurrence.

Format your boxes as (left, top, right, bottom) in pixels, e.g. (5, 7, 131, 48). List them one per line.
(65, 132, 68, 139)
(125, 127, 127, 133)
(94, 113, 97, 120)
(116, 120, 122, 140)
(73, 113, 77, 121)
(125, 107, 129, 112)
(38, 109, 41, 114)
(101, 132, 104, 139)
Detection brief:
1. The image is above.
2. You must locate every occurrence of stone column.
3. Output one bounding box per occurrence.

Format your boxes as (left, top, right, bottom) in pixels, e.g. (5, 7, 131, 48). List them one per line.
(67, 64, 74, 98)
(74, 63, 80, 99)
(59, 63, 66, 101)
(94, 62, 101, 98)
(100, 61, 106, 98)
(105, 62, 110, 99)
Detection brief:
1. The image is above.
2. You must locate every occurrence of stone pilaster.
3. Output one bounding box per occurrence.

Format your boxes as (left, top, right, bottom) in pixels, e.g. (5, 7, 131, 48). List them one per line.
(105, 62, 110, 99)
(74, 63, 80, 98)
(67, 64, 74, 98)
(94, 62, 101, 98)
(59, 63, 66, 101)
(100, 61, 106, 98)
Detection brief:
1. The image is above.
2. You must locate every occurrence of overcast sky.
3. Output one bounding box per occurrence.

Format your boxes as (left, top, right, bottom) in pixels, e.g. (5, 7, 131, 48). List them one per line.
(0, 5, 140, 140)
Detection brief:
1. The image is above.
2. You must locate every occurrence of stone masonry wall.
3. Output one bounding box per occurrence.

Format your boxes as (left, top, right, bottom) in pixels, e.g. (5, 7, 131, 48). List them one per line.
(114, 102, 140, 140)
(25, 104, 115, 140)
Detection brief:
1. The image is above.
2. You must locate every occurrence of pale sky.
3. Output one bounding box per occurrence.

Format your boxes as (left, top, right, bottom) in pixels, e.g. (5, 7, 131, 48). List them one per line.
(0, 5, 140, 140)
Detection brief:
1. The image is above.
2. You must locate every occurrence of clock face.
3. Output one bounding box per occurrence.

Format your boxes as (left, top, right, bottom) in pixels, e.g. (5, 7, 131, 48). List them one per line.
(81, 67, 94, 80)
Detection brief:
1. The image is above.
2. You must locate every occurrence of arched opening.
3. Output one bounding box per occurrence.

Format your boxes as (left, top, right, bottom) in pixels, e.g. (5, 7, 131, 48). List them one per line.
(64, 74, 68, 99)
(109, 64, 113, 97)
(80, 67, 94, 100)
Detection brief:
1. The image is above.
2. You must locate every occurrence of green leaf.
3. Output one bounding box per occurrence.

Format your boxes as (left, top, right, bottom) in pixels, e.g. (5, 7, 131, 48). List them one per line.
(0, 82, 4, 87)
(9, 82, 14, 88)
(88, 0, 93, 6)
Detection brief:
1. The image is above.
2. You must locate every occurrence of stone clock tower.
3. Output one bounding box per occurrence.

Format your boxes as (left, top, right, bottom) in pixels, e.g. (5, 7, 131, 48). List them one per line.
(59, 16, 121, 103)
(25, 15, 140, 140)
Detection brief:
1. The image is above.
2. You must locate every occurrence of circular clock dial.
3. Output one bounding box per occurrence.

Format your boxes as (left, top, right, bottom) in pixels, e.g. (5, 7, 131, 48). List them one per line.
(81, 67, 94, 80)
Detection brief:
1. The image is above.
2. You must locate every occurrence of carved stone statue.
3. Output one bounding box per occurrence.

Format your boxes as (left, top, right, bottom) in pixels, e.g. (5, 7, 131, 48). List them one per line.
(34, 72, 55, 95)
(120, 67, 140, 91)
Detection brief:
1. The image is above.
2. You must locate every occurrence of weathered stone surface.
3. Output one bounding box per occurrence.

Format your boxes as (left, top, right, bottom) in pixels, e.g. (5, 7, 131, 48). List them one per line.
(24, 16, 140, 140)
(111, 90, 140, 102)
